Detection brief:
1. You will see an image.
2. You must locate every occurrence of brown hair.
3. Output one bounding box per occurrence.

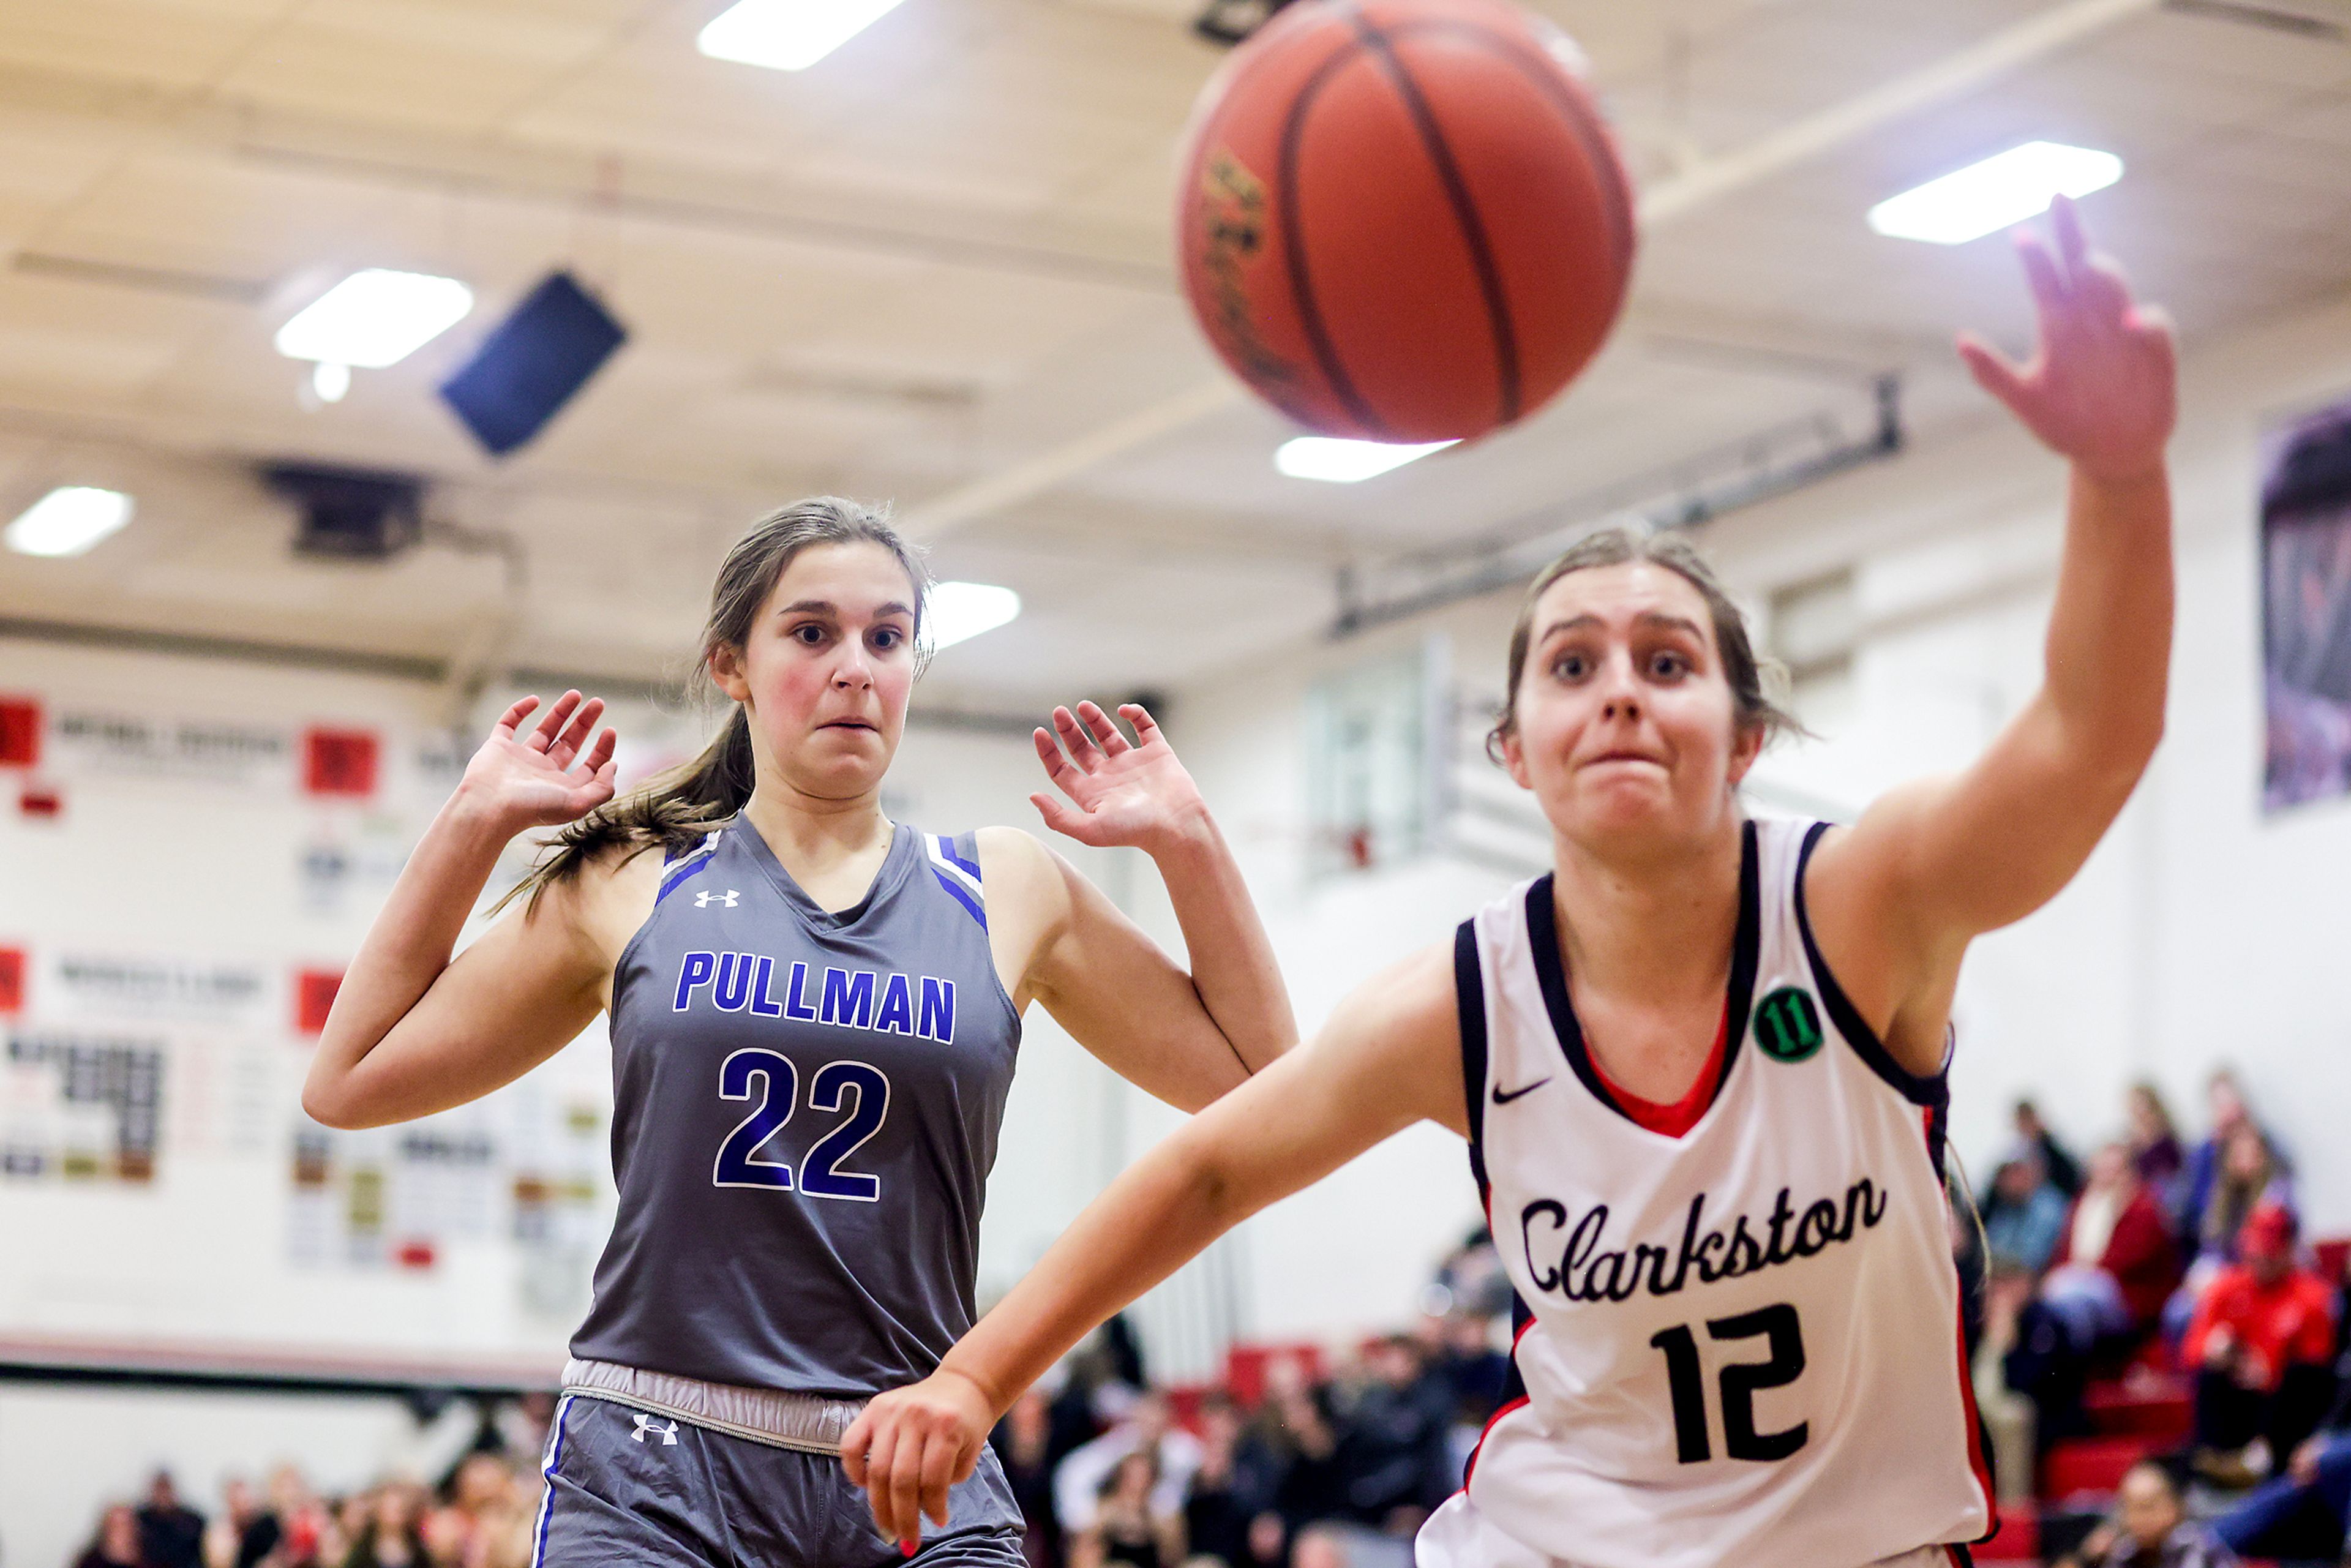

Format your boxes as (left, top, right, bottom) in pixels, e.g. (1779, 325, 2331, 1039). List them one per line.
(506, 497, 929, 911)
(1486, 526, 1798, 763)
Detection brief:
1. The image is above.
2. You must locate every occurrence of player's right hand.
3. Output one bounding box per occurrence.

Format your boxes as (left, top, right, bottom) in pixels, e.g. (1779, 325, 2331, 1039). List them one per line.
(456, 691, 619, 831)
(840, 1368, 994, 1549)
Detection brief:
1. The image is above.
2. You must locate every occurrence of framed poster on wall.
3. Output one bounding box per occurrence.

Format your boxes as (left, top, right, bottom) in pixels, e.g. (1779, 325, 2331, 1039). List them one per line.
(2262, 395, 2351, 812)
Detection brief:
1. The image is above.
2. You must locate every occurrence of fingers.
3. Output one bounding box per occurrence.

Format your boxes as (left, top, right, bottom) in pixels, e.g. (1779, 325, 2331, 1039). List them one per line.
(528, 691, 583, 753)
(493, 696, 540, 739)
(886, 1423, 928, 1547)
(1032, 726, 1081, 788)
(2013, 228, 2069, 330)
(569, 727, 618, 786)
(858, 1419, 902, 1542)
(549, 698, 606, 767)
(1074, 700, 1130, 756)
(2050, 192, 2091, 280)
(1955, 331, 2031, 415)
(1030, 792, 1095, 843)
(918, 1428, 959, 1528)
(1119, 703, 1163, 749)
(1051, 706, 1108, 772)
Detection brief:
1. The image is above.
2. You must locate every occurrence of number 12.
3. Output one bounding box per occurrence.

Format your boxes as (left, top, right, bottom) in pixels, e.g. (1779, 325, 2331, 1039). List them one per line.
(1649, 1303, 1809, 1463)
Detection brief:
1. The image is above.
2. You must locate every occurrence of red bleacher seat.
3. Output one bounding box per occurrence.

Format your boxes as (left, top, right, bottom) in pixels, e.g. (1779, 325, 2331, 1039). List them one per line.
(1972, 1506, 2039, 1561)
(2042, 1433, 2158, 1499)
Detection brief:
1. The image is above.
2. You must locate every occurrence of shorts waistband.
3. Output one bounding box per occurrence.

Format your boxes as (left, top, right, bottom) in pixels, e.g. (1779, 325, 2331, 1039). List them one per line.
(560, 1358, 866, 1456)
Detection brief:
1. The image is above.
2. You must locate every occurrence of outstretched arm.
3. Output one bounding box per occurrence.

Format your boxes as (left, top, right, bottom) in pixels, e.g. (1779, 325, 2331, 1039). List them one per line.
(302, 693, 621, 1128)
(986, 701, 1296, 1110)
(1808, 196, 2177, 1070)
(841, 940, 1463, 1545)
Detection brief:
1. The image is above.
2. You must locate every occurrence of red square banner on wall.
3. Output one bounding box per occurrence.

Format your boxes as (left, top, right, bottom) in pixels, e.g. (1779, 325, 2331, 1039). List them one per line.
(303, 727, 379, 798)
(295, 968, 343, 1034)
(0, 947, 23, 1015)
(0, 697, 39, 768)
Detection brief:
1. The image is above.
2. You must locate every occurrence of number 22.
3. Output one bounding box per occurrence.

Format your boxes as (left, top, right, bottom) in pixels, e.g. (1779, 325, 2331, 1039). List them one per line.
(713, 1049, 890, 1201)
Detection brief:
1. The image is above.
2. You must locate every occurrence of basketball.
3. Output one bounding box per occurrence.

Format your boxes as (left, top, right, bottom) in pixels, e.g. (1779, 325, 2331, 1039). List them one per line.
(1174, 0, 1636, 444)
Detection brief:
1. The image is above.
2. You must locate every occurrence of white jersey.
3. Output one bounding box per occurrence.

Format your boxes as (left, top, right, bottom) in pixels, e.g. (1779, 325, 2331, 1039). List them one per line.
(1421, 818, 1991, 1568)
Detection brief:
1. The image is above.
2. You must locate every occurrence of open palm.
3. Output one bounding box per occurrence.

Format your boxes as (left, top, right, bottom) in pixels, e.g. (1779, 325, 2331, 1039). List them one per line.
(462, 691, 620, 830)
(1030, 701, 1205, 853)
(1958, 193, 2177, 482)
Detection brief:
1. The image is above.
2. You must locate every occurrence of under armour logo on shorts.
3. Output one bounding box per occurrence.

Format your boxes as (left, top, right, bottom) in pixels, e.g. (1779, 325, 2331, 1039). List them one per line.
(632, 1414, 680, 1446)
(696, 889, 740, 909)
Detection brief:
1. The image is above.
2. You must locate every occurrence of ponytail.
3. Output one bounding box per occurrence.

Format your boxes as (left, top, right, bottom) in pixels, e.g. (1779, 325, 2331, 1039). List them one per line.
(497, 495, 925, 915)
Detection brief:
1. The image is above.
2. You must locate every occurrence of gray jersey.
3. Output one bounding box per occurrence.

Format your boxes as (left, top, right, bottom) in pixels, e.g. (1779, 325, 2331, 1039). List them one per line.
(571, 820, 1020, 1397)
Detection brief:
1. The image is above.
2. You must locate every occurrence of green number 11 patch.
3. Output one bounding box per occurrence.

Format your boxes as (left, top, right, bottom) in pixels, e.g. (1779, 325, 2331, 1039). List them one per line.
(1754, 986, 1824, 1063)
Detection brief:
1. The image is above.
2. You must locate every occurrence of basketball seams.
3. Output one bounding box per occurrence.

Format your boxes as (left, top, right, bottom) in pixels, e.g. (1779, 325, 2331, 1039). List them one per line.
(1277, 29, 1392, 437)
(1346, 9, 1524, 427)
(1382, 18, 1637, 281)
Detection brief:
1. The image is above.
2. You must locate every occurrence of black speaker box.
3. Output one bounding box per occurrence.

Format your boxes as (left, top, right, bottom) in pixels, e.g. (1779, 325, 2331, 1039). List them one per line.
(439, 271, 627, 457)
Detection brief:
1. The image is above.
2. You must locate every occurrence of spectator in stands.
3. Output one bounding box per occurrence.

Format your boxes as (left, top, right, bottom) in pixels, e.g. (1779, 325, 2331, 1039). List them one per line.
(1982, 1148, 2071, 1274)
(1253, 1352, 1346, 1531)
(1333, 1335, 1456, 1533)
(78, 1504, 153, 1568)
(995, 1388, 1064, 1568)
(2124, 1080, 2186, 1200)
(342, 1483, 429, 1568)
(2044, 1141, 2183, 1340)
(2053, 1460, 2238, 1568)
(2178, 1070, 2262, 1241)
(202, 1477, 281, 1568)
(2014, 1099, 2085, 1198)
(1183, 1391, 1282, 1568)
(1068, 1452, 1183, 1568)
(2185, 1201, 2338, 1484)
(1054, 1390, 1201, 1537)
(137, 1472, 206, 1568)
(2195, 1121, 2295, 1270)
(2208, 1395, 2351, 1563)
(1288, 1524, 1350, 1568)
(265, 1466, 328, 1568)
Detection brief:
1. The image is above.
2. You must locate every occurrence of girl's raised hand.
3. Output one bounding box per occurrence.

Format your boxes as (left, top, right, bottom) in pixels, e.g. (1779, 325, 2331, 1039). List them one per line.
(458, 692, 620, 831)
(1957, 193, 2177, 484)
(1029, 701, 1207, 857)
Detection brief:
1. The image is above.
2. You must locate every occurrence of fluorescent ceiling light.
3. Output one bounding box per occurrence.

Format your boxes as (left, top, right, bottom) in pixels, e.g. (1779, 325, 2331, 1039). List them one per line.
(6, 487, 133, 558)
(274, 269, 474, 368)
(698, 0, 909, 71)
(1275, 437, 1457, 483)
(1867, 141, 2123, 246)
(926, 581, 1021, 651)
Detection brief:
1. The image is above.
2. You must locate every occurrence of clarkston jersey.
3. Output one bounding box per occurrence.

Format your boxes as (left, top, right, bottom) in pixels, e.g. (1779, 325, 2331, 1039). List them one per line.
(569, 819, 1020, 1398)
(1423, 817, 1992, 1568)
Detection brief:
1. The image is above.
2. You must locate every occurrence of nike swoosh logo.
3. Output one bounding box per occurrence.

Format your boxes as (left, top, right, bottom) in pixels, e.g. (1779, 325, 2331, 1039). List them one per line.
(1491, 1076, 1553, 1105)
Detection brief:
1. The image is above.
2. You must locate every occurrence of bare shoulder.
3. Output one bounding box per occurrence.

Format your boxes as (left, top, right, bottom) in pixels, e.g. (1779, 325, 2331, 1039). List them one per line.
(972, 824, 1078, 922)
(522, 833, 667, 980)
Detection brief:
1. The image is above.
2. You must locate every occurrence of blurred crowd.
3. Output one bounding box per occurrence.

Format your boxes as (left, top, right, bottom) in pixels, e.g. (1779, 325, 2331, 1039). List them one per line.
(1976, 1068, 2351, 1564)
(71, 1433, 549, 1568)
(64, 1248, 1520, 1568)
(994, 1241, 1514, 1568)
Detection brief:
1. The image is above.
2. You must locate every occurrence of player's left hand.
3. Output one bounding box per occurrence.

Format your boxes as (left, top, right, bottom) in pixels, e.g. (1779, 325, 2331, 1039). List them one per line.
(841, 1369, 995, 1549)
(1029, 701, 1208, 857)
(1957, 193, 2177, 484)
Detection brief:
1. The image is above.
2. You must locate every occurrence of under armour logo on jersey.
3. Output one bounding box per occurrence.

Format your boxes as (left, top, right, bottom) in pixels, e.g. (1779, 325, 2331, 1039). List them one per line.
(696, 889, 740, 909)
(631, 1414, 679, 1446)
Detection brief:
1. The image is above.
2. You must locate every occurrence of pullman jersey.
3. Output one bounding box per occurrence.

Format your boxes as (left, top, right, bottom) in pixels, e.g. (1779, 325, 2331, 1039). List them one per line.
(1420, 818, 1992, 1568)
(569, 819, 1020, 1397)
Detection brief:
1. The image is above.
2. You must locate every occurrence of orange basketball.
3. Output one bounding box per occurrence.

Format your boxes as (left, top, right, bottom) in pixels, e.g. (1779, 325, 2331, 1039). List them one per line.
(1176, 0, 1635, 444)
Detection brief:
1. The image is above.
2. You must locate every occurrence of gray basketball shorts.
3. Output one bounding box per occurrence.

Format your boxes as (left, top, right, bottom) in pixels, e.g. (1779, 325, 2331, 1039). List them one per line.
(531, 1392, 1027, 1567)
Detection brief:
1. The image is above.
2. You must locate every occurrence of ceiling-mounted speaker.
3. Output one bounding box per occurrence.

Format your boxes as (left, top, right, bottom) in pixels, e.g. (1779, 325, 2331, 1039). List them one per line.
(264, 463, 425, 560)
(439, 271, 627, 458)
